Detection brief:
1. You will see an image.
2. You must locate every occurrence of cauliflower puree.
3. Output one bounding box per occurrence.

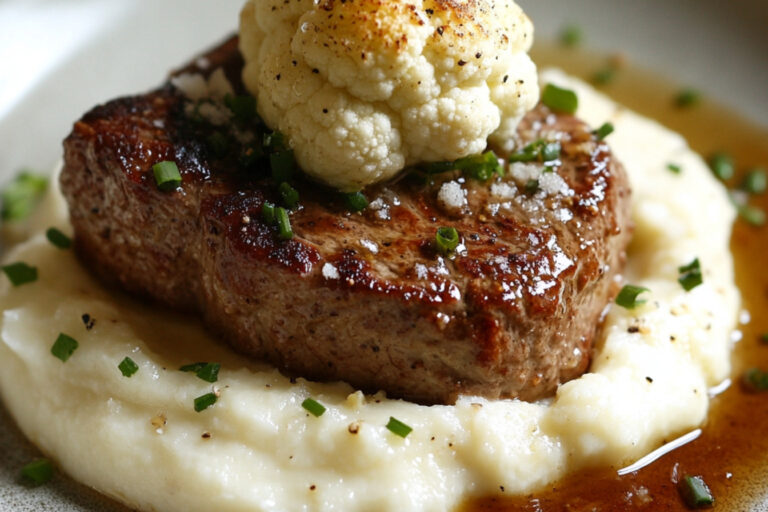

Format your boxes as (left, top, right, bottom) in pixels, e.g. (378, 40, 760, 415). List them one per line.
(0, 72, 738, 512)
(239, 0, 539, 191)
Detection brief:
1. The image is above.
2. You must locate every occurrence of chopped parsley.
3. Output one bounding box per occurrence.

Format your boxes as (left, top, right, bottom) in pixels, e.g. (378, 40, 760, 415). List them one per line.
(2, 262, 38, 286)
(46, 227, 72, 249)
(51, 333, 79, 362)
(118, 357, 139, 377)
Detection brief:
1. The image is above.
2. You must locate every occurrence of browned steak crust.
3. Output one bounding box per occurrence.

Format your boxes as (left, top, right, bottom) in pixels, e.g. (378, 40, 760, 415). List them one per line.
(60, 36, 632, 404)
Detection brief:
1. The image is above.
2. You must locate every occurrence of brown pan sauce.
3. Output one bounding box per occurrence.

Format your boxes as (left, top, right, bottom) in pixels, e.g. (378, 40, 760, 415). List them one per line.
(464, 43, 768, 511)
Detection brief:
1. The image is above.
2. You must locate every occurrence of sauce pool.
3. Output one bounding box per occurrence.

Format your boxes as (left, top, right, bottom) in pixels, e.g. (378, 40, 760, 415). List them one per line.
(464, 43, 768, 511)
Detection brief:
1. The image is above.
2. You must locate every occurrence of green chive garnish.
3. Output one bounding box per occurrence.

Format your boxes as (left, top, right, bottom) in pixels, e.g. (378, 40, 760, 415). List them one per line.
(524, 179, 539, 195)
(194, 392, 218, 412)
(593, 122, 614, 141)
(2, 262, 38, 286)
(559, 24, 582, 47)
(678, 475, 714, 508)
(279, 182, 300, 209)
(541, 84, 578, 114)
(263, 131, 287, 152)
(423, 161, 455, 174)
(741, 168, 767, 194)
(675, 89, 701, 108)
(343, 191, 369, 212)
(385, 417, 413, 438)
(152, 161, 182, 192)
(224, 94, 257, 123)
(615, 285, 650, 309)
(179, 362, 220, 382)
(435, 227, 459, 255)
(276, 207, 293, 240)
(301, 397, 327, 417)
(1, 172, 48, 221)
(742, 368, 768, 392)
(262, 202, 276, 224)
(118, 357, 139, 377)
(51, 333, 79, 362)
(46, 227, 72, 249)
(196, 362, 221, 383)
(20, 458, 54, 487)
(678, 258, 703, 291)
(708, 152, 734, 181)
(760, 333, 768, 345)
(737, 204, 766, 227)
(179, 362, 207, 373)
(667, 163, 682, 174)
(270, 151, 295, 183)
(509, 140, 560, 164)
(454, 150, 504, 181)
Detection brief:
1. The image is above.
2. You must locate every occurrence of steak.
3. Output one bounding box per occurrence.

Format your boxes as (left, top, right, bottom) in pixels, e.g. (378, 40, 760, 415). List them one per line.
(60, 36, 632, 404)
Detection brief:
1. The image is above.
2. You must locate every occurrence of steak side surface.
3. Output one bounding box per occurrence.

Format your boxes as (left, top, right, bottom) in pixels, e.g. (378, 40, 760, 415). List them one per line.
(60, 37, 632, 404)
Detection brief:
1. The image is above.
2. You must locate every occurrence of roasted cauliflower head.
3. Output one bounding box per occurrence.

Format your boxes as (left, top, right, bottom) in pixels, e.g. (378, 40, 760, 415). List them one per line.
(240, 0, 539, 191)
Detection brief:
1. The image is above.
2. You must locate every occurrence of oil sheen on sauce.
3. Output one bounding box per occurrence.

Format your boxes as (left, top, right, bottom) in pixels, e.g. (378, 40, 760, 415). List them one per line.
(464, 44, 768, 511)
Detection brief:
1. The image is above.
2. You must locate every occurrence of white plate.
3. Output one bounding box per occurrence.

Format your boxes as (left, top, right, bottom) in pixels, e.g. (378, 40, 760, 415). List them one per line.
(0, 1, 766, 510)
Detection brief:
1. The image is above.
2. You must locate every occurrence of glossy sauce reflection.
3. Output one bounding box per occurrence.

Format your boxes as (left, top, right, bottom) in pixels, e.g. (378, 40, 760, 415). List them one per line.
(464, 43, 768, 511)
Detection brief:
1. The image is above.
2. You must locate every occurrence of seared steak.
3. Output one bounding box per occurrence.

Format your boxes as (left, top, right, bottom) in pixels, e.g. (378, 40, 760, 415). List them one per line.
(60, 37, 632, 404)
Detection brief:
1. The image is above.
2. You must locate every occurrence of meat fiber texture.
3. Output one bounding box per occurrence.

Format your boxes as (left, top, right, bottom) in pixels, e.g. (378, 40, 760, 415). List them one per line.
(239, 0, 539, 191)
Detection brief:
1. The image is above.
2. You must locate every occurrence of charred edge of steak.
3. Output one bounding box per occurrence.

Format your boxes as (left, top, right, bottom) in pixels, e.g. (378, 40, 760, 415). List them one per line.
(60, 35, 632, 405)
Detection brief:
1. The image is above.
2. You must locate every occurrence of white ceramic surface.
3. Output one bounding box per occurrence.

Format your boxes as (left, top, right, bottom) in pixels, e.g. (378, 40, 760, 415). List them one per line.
(0, 1, 766, 510)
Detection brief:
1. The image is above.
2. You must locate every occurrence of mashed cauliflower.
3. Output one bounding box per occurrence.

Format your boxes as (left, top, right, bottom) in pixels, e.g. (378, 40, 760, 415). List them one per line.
(0, 72, 738, 512)
(239, 0, 539, 191)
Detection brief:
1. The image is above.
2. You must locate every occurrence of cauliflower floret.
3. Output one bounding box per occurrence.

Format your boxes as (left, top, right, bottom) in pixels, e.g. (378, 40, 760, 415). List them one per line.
(240, 0, 539, 191)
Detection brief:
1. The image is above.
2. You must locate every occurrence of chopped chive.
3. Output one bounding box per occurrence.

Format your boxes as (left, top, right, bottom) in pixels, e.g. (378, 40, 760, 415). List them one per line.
(262, 202, 276, 224)
(263, 131, 287, 152)
(708, 152, 734, 181)
(678, 258, 703, 292)
(343, 191, 369, 212)
(279, 182, 300, 209)
(675, 88, 701, 108)
(179, 362, 207, 373)
(275, 207, 293, 240)
(224, 94, 257, 123)
(541, 141, 562, 162)
(454, 150, 504, 181)
(615, 284, 650, 309)
(118, 357, 139, 377)
(435, 227, 459, 255)
(524, 179, 539, 195)
(742, 368, 768, 392)
(46, 227, 72, 249)
(592, 66, 616, 86)
(667, 163, 682, 174)
(19, 459, 54, 487)
(760, 333, 768, 344)
(206, 131, 230, 158)
(2, 262, 38, 286)
(559, 24, 582, 47)
(196, 362, 221, 383)
(737, 203, 766, 226)
(509, 140, 560, 164)
(152, 161, 182, 191)
(301, 397, 327, 417)
(385, 416, 413, 438)
(51, 333, 79, 362)
(741, 168, 767, 194)
(270, 150, 295, 183)
(678, 475, 714, 508)
(593, 122, 614, 141)
(541, 84, 578, 114)
(1, 172, 48, 221)
(194, 392, 218, 412)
